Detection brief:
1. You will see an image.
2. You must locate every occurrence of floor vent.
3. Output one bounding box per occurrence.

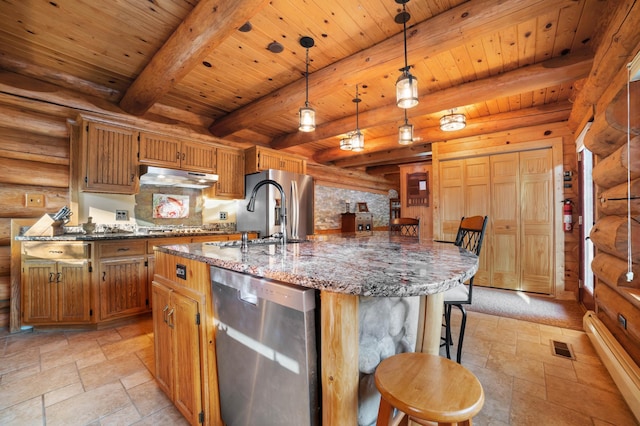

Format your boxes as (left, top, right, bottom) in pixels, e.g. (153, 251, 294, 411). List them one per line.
(551, 340, 575, 360)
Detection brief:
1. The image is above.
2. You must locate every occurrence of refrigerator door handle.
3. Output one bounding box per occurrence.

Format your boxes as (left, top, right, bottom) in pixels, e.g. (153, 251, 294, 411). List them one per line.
(291, 180, 300, 239)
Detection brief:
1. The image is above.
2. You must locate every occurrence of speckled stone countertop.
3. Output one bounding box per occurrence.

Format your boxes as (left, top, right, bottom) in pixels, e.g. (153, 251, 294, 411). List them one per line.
(15, 230, 244, 241)
(155, 232, 479, 297)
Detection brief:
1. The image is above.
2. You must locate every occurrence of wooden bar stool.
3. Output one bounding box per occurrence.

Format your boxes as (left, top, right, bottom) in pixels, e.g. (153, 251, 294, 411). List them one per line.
(375, 352, 484, 426)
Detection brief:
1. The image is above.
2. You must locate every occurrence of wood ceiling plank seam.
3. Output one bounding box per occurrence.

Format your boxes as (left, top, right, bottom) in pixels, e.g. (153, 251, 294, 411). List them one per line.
(520, 91, 535, 110)
(544, 83, 562, 104)
(208, 0, 579, 137)
(533, 10, 561, 64)
(508, 94, 523, 111)
(532, 87, 548, 106)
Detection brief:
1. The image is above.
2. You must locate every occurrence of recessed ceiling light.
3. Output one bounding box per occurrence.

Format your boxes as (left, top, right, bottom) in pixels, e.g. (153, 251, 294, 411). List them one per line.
(267, 42, 284, 53)
(238, 22, 252, 32)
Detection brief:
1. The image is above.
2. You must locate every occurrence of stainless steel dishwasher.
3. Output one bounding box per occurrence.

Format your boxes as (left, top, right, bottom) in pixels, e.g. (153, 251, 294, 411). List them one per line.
(211, 267, 319, 426)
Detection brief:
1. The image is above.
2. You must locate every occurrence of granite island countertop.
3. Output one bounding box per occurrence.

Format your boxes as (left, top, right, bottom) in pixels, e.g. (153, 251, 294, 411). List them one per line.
(15, 230, 247, 242)
(155, 232, 479, 297)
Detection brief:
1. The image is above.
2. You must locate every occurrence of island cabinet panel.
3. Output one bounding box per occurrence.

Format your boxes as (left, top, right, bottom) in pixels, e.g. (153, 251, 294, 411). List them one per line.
(81, 120, 139, 194)
(139, 133, 216, 173)
(153, 251, 221, 426)
(21, 242, 91, 325)
(96, 241, 149, 321)
(152, 278, 204, 426)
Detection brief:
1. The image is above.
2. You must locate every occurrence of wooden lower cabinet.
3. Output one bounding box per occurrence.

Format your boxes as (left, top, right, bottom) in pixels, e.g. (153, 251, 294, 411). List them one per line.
(152, 278, 205, 425)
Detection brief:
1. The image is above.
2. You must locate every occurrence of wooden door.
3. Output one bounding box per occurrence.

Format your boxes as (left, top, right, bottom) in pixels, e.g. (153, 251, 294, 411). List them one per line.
(83, 121, 139, 194)
(152, 281, 174, 398)
(57, 260, 91, 323)
(172, 290, 203, 425)
(463, 157, 491, 285)
(519, 149, 554, 293)
(439, 159, 465, 241)
(98, 256, 147, 320)
(180, 140, 216, 173)
(139, 132, 181, 168)
(22, 259, 57, 323)
(491, 153, 520, 289)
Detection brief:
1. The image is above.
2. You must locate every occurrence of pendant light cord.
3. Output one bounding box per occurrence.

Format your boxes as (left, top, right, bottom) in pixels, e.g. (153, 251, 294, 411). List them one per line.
(305, 48, 310, 107)
(402, 3, 409, 73)
(626, 63, 634, 282)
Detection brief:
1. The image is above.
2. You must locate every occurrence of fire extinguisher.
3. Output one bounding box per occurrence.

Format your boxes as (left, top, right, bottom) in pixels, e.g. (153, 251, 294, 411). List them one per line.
(563, 199, 573, 232)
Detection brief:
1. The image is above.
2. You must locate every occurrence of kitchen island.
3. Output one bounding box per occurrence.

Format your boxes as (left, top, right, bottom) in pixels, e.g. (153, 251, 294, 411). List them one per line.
(153, 232, 478, 425)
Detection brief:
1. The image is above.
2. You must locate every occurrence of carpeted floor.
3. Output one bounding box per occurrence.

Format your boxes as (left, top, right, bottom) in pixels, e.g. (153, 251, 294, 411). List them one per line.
(466, 286, 586, 330)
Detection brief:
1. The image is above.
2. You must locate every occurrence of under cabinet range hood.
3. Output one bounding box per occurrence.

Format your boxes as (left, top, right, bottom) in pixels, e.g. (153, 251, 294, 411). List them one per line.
(139, 166, 218, 189)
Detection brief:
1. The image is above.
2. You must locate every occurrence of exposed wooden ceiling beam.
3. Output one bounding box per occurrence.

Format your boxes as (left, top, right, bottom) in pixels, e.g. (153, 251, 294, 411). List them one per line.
(272, 54, 591, 150)
(314, 101, 572, 166)
(208, 0, 576, 138)
(119, 0, 269, 116)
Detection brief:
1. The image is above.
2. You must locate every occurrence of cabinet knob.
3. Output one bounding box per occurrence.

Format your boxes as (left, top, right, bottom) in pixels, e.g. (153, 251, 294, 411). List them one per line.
(56, 272, 62, 283)
(49, 272, 55, 283)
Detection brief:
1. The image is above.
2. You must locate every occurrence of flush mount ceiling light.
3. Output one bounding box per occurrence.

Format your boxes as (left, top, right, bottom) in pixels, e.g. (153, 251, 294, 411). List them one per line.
(395, 0, 418, 109)
(339, 135, 353, 151)
(350, 85, 364, 152)
(398, 110, 414, 145)
(298, 36, 316, 132)
(440, 109, 466, 131)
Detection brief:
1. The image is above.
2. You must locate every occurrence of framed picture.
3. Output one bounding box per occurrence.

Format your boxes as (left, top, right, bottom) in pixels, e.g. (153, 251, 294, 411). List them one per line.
(153, 194, 190, 218)
(407, 172, 429, 206)
(357, 202, 369, 212)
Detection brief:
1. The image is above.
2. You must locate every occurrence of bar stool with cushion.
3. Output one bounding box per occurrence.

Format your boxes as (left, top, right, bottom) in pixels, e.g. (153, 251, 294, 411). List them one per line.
(375, 352, 484, 426)
(440, 215, 488, 363)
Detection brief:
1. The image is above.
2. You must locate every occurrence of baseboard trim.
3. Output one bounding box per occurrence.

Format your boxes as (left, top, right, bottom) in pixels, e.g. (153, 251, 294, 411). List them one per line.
(583, 311, 640, 421)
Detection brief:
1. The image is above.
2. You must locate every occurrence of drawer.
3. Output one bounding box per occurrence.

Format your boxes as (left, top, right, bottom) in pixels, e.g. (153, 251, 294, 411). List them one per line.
(98, 240, 146, 257)
(23, 242, 90, 259)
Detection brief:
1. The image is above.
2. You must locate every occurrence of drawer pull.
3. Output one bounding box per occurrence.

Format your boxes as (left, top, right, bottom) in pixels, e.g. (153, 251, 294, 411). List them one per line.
(163, 305, 169, 324)
(167, 308, 175, 329)
(117, 247, 130, 252)
(56, 272, 62, 283)
(49, 272, 55, 283)
(102, 271, 106, 281)
(49, 250, 63, 254)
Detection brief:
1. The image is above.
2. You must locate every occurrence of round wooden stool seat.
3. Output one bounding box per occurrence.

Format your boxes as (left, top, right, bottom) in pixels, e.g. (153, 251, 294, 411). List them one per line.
(374, 352, 484, 426)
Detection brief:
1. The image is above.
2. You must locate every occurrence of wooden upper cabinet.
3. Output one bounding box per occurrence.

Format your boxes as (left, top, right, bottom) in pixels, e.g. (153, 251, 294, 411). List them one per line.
(211, 146, 245, 199)
(139, 132, 216, 173)
(81, 121, 139, 194)
(245, 146, 306, 174)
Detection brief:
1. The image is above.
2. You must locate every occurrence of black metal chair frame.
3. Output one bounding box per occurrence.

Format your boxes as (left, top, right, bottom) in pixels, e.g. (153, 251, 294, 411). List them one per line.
(440, 215, 488, 363)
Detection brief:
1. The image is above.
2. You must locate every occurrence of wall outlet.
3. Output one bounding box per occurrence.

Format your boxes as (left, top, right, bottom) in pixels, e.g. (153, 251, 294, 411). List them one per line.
(219, 211, 228, 220)
(25, 193, 44, 207)
(618, 313, 627, 329)
(115, 210, 129, 221)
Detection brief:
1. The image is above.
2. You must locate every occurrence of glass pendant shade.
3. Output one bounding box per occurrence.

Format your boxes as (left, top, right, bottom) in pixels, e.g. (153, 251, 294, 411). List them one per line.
(298, 106, 315, 132)
(398, 121, 414, 145)
(350, 130, 364, 152)
(340, 135, 353, 151)
(396, 71, 418, 109)
(440, 112, 466, 131)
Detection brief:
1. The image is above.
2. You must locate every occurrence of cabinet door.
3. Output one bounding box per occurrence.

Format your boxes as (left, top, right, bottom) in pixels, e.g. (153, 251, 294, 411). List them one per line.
(171, 290, 203, 424)
(139, 132, 181, 169)
(22, 260, 57, 323)
(181, 140, 216, 173)
(83, 121, 139, 194)
(57, 260, 91, 323)
(152, 281, 174, 397)
(215, 147, 245, 198)
(257, 149, 282, 170)
(98, 256, 148, 320)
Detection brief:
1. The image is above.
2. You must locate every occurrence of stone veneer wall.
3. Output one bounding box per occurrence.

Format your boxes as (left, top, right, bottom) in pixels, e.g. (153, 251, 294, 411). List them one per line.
(314, 185, 398, 231)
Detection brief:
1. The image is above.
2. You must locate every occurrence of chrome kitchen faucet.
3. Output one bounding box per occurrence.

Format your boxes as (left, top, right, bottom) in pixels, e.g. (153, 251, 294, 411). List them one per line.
(247, 179, 287, 247)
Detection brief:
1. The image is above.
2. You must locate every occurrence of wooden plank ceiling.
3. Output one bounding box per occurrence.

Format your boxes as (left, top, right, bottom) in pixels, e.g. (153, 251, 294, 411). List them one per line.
(0, 0, 607, 173)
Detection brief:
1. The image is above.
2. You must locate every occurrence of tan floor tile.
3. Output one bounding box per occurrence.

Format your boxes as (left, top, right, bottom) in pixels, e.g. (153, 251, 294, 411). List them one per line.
(121, 369, 154, 390)
(44, 382, 85, 407)
(513, 376, 546, 400)
(0, 396, 43, 426)
(127, 380, 173, 417)
(40, 339, 103, 371)
(76, 349, 108, 370)
(101, 334, 153, 360)
(65, 328, 121, 345)
(573, 360, 620, 394)
(0, 362, 41, 386)
(486, 349, 546, 386)
(0, 362, 79, 411)
(511, 385, 593, 425)
(0, 347, 40, 376)
(131, 405, 190, 425)
(516, 339, 574, 367)
(45, 381, 130, 426)
(99, 404, 142, 425)
(116, 316, 153, 340)
(466, 365, 512, 425)
(137, 344, 156, 376)
(544, 362, 577, 382)
(546, 373, 637, 425)
(79, 353, 147, 391)
(3, 332, 67, 356)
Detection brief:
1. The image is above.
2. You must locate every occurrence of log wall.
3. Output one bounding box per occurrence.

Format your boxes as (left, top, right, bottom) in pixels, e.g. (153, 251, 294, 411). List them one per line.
(587, 75, 640, 366)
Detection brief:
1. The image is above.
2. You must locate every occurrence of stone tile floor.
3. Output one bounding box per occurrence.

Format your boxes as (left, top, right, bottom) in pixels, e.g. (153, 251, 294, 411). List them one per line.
(0, 311, 638, 425)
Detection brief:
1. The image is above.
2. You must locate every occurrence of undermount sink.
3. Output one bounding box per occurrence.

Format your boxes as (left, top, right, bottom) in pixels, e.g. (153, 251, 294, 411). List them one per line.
(206, 238, 308, 248)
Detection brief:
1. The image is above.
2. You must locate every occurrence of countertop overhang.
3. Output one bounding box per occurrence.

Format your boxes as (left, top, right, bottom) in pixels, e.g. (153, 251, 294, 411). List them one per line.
(155, 232, 479, 297)
(15, 230, 243, 241)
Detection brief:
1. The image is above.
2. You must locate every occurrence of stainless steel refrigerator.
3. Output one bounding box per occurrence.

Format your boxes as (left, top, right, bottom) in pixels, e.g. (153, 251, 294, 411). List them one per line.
(237, 169, 314, 240)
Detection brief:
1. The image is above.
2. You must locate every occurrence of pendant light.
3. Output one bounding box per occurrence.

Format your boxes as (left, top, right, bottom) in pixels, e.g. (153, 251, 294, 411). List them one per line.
(350, 85, 364, 152)
(298, 36, 316, 132)
(439, 109, 466, 131)
(398, 110, 414, 145)
(395, 0, 418, 109)
(340, 135, 353, 151)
